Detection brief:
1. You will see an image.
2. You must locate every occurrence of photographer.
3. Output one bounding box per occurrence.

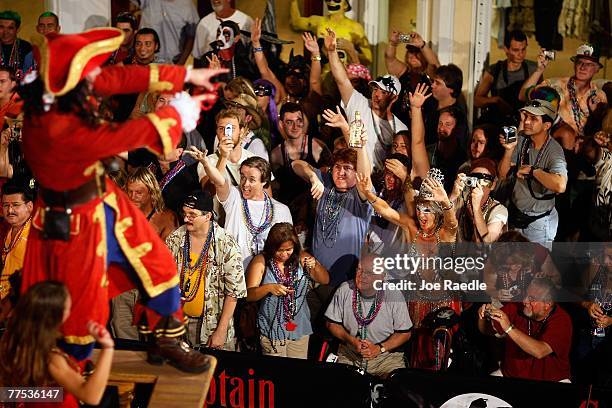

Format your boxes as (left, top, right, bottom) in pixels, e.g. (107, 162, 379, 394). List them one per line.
(498, 96, 567, 246)
(450, 158, 507, 243)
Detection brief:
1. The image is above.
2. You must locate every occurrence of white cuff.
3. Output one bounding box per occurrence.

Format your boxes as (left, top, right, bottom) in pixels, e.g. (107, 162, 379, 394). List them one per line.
(170, 91, 199, 132)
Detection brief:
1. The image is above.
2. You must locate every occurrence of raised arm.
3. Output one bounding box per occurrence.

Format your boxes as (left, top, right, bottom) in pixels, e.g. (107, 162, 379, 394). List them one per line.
(300, 251, 329, 284)
(409, 31, 440, 75)
(324, 28, 354, 105)
(518, 51, 549, 102)
(498, 135, 518, 180)
(355, 173, 412, 229)
(251, 18, 287, 101)
(408, 83, 432, 178)
(186, 146, 230, 201)
(291, 160, 325, 200)
(385, 29, 408, 78)
(303, 32, 323, 95)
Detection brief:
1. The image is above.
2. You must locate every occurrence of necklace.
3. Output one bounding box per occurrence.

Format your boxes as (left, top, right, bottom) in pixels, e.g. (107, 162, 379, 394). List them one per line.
(270, 260, 299, 331)
(159, 160, 186, 191)
(2, 218, 29, 262)
(241, 192, 274, 255)
(527, 306, 555, 337)
(282, 135, 308, 166)
(0, 40, 20, 76)
(352, 286, 384, 341)
(567, 77, 590, 136)
(180, 226, 214, 302)
(319, 188, 348, 248)
(517, 134, 552, 168)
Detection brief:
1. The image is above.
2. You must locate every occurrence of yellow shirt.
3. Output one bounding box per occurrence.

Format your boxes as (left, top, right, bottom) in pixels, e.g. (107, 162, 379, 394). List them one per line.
(182, 251, 207, 317)
(0, 220, 31, 300)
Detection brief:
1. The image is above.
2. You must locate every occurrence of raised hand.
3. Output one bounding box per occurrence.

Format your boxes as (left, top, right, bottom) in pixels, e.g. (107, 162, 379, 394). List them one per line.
(87, 320, 114, 349)
(536, 49, 551, 72)
(385, 158, 408, 182)
(324, 28, 337, 53)
(302, 32, 320, 55)
(310, 177, 325, 200)
(421, 177, 448, 203)
(322, 106, 349, 133)
(206, 54, 221, 70)
(185, 146, 208, 164)
(408, 83, 431, 109)
(389, 29, 400, 45)
(218, 136, 234, 158)
(355, 172, 372, 194)
(408, 31, 426, 48)
(252, 17, 262, 46)
(499, 134, 518, 151)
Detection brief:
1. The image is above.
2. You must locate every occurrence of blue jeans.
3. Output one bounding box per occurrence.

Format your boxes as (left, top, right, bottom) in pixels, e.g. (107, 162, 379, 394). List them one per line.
(516, 207, 559, 249)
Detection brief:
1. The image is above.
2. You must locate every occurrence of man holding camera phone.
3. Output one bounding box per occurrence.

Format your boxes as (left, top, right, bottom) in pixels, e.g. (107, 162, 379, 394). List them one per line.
(498, 97, 567, 246)
(519, 44, 607, 136)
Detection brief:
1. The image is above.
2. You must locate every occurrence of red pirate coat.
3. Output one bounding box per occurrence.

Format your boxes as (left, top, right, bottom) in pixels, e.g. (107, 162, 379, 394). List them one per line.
(21, 64, 186, 345)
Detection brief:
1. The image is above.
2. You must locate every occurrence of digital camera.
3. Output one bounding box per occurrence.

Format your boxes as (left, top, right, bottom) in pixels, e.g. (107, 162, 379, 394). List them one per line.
(502, 126, 518, 144)
(465, 176, 479, 188)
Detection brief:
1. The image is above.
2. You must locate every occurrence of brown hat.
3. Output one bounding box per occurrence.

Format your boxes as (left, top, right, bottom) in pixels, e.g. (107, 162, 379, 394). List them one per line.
(225, 93, 263, 130)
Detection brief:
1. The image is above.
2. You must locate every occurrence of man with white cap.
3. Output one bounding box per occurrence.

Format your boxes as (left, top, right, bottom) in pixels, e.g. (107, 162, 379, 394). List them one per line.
(498, 93, 568, 246)
(325, 28, 407, 171)
(519, 43, 607, 136)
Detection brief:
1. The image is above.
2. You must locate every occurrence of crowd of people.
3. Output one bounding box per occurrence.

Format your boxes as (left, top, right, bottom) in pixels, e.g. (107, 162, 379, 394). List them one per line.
(0, 1, 610, 404)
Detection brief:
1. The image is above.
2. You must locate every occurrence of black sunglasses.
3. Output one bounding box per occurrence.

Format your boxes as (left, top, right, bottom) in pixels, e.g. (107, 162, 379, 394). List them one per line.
(468, 172, 495, 182)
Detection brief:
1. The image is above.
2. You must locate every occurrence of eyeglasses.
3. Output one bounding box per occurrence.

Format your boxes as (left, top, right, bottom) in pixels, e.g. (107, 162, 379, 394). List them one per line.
(182, 211, 205, 221)
(2, 202, 25, 210)
(575, 60, 599, 69)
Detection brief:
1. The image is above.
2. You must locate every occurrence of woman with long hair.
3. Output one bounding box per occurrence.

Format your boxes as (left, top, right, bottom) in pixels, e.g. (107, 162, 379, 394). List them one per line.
(0, 281, 114, 406)
(246, 223, 328, 358)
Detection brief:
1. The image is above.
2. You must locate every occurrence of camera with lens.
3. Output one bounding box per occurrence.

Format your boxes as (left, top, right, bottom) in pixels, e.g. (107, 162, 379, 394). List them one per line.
(464, 176, 479, 188)
(398, 33, 416, 43)
(502, 125, 517, 144)
(543, 50, 555, 61)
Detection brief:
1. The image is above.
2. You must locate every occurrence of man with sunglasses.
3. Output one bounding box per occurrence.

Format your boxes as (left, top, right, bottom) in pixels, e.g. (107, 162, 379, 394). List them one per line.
(325, 29, 407, 172)
(165, 190, 246, 350)
(498, 97, 567, 246)
(478, 277, 572, 382)
(519, 44, 607, 136)
(450, 158, 507, 243)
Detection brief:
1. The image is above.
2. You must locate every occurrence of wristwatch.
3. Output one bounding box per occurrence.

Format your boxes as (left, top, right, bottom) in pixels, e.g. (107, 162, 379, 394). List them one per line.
(377, 343, 387, 354)
(529, 166, 539, 178)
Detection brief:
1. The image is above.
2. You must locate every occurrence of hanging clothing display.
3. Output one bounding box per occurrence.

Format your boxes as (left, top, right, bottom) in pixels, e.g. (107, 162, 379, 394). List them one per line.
(508, 0, 536, 36)
(558, 0, 591, 39)
(534, 0, 564, 50)
(588, 0, 611, 57)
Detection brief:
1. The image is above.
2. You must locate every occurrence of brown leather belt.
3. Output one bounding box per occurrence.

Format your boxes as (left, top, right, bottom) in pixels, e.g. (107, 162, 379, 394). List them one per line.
(41, 176, 106, 209)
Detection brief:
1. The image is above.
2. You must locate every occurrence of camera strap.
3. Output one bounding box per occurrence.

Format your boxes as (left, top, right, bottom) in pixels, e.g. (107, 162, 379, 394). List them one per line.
(518, 136, 556, 201)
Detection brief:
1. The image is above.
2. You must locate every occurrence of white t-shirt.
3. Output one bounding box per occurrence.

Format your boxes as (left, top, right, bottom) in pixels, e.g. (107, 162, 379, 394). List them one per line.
(197, 148, 274, 185)
(219, 185, 293, 268)
(133, 0, 200, 63)
(192, 10, 254, 58)
(342, 90, 407, 171)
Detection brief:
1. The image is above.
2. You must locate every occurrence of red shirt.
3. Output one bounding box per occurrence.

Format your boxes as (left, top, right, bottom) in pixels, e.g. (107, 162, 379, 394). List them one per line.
(501, 302, 572, 381)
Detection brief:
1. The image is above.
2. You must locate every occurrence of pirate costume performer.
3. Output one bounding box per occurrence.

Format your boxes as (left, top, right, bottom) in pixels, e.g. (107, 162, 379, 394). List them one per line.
(20, 28, 216, 372)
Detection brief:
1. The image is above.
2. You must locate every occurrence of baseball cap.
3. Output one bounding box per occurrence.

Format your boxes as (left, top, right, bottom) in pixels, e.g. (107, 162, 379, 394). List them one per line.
(570, 43, 602, 67)
(182, 190, 213, 213)
(368, 75, 401, 95)
(520, 99, 558, 121)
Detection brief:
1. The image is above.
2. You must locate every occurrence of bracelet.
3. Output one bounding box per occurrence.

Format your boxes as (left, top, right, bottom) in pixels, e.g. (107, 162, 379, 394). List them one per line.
(311, 54, 322, 61)
(504, 324, 514, 334)
(253, 47, 264, 53)
(368, 196, 378, 205)
(440, 201, 454, 211)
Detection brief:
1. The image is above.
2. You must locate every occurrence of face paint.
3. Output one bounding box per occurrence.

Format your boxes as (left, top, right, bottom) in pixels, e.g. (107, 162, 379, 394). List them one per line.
(325, 0, 348, 14)
(216, 26, 235, 50)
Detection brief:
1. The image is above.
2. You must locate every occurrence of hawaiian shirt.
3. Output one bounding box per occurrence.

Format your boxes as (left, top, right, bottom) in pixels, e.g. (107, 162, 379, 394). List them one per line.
(165, 222, 246, 346)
